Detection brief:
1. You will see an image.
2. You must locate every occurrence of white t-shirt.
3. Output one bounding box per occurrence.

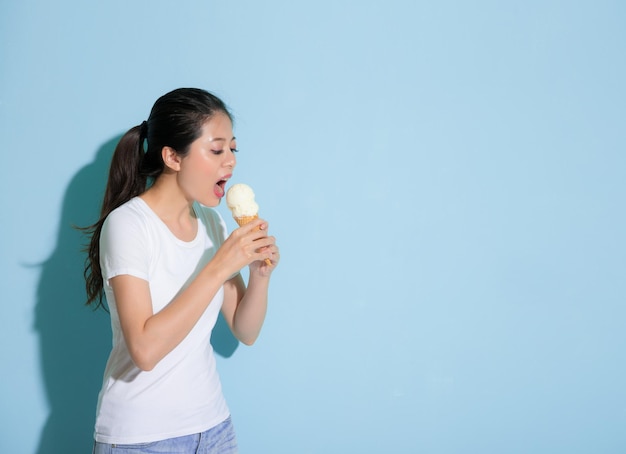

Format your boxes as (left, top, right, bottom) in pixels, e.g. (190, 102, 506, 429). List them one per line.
(94, 197, 231, 444)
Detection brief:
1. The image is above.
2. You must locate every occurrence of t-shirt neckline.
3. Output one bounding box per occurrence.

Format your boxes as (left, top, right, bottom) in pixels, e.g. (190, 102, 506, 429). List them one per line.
(133, 197, 201, 247)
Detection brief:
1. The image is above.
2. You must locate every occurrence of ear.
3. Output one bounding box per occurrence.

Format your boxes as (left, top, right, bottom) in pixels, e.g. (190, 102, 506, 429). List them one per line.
(162, 146, 182, 171)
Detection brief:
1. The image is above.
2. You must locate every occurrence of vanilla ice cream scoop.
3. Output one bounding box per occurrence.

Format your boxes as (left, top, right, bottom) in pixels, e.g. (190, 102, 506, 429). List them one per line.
(226, 183, 259, 218)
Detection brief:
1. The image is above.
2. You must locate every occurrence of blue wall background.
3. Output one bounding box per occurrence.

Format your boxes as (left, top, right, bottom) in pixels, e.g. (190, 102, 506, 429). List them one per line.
(1, 1, 625, 453)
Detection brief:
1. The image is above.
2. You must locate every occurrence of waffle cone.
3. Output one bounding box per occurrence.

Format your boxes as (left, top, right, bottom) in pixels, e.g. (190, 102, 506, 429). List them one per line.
(234, 214, 259, 227)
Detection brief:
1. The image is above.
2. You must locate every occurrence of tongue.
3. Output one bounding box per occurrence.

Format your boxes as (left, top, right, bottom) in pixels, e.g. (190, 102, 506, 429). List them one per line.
(214, 183, 225, 198)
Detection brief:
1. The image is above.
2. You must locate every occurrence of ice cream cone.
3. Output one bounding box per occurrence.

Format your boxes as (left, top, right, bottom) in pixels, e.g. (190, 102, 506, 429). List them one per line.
(227, 183, 272, 266)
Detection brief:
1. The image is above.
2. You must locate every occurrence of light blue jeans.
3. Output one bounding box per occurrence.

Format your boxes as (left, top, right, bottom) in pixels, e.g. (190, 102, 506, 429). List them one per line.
(93, 417, 238, 454)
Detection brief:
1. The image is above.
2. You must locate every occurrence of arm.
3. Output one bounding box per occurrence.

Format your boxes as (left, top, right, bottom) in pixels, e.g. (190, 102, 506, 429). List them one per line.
(112, 259, 230, 371)
(112, 218, 276, 371)
(221, 221, 280, 346)
(221, 273, 269, 346)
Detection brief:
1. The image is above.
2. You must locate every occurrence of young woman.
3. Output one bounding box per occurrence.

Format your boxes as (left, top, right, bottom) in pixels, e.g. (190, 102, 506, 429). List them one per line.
(83, 88, 279, 453)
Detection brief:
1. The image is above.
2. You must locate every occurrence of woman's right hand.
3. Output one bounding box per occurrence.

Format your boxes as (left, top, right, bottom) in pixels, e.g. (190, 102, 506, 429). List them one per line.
(212, 218, 275, 278)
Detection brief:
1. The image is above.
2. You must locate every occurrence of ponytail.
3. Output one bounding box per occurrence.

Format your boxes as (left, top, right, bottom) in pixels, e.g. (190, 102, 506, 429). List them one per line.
(81, 124, 147, 310)
(101, 125, 147, 217)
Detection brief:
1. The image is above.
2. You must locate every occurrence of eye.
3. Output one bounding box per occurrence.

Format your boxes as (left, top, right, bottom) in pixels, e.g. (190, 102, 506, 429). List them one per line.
(230, 148, 239, 153)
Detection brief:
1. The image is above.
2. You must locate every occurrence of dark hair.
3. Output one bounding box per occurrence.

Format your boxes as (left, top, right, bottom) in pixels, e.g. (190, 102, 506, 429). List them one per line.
(82, 88, 232, 310)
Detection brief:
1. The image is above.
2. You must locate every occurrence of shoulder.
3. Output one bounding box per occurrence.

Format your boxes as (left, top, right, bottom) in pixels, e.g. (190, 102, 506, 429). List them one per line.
(99, 198, 155, 279)
(106, 198, 150, 225)
(102, 198, 154, 241)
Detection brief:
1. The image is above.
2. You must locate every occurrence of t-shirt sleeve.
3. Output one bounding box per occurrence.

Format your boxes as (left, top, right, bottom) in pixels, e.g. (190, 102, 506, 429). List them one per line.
(100, 207, 151, 284)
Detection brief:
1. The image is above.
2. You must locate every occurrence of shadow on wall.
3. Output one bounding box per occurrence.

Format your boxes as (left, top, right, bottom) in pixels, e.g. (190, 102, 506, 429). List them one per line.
(34, 136, 238, 454)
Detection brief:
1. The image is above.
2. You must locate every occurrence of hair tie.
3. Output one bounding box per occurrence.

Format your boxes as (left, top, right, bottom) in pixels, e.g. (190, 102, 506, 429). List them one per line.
(140, 120, 148, 138)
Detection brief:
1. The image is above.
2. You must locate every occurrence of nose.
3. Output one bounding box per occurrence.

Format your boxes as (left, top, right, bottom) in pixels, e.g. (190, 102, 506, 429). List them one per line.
(224, 148, 236, 168)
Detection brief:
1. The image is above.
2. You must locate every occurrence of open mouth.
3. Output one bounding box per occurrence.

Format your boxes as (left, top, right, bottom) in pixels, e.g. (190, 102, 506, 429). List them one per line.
(214, 179, 227, 198)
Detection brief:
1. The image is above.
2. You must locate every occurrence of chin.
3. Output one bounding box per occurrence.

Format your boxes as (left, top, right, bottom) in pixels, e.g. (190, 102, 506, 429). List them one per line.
(198, 197, 221, 208)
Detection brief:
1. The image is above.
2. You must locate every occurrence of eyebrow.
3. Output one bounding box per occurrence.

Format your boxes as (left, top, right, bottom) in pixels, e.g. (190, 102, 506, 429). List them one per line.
(209, 136, 236, 142)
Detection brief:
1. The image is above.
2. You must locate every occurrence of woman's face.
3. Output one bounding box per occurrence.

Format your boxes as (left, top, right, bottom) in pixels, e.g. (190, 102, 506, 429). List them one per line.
(177, 111, 237, 207)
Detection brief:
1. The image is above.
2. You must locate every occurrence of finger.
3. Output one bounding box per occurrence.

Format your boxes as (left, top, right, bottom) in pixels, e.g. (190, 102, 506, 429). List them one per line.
(253, 241, 274, 257)
(261, 244, 279, 266)
(247, 218, 268, 231)
(252, 237, 275, 250)
(233, 218, 263, 234)
(250, 248, 272, 266)
(243, 221, 270, 240)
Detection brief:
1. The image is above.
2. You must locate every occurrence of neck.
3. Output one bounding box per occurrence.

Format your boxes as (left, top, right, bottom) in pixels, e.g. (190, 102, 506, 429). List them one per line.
(141, 175, 195, 223)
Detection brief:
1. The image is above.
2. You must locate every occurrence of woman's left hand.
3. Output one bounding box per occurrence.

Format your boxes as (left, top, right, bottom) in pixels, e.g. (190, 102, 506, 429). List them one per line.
(249, 226, 279, 277)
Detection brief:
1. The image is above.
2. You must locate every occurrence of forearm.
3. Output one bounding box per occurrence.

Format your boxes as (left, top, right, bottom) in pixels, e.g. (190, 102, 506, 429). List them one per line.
(231, 274, 270, 345)
(124, 262, 230, 370)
